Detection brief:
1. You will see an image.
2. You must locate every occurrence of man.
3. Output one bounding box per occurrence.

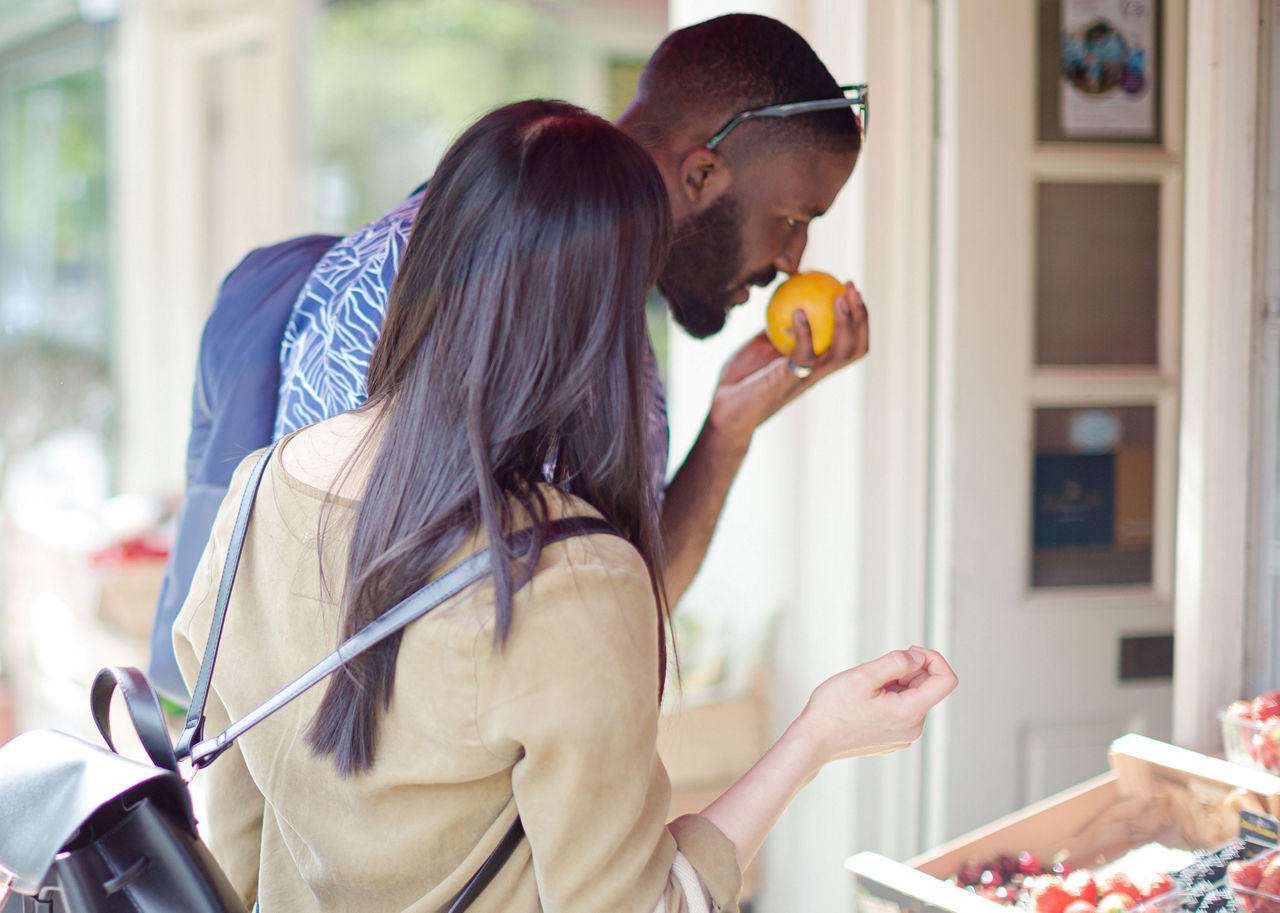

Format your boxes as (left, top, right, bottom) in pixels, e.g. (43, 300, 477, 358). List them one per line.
(150, 12, 869, 700)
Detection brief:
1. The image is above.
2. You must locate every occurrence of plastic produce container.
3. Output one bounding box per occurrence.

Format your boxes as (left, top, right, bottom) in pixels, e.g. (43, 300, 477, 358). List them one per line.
(1221, 713, 1280, 777)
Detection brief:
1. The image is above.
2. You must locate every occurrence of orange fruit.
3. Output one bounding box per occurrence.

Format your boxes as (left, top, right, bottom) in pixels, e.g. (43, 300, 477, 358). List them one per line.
(765, 271, 843, 356)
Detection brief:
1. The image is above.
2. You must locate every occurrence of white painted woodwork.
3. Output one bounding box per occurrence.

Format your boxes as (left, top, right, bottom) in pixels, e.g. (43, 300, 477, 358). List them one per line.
(1251, 2, 1280, 697)
(931, 0, 1185, 842)
(853, 0, 938, 870)
(113, 0, 310, 496)
(1173, 0, 1264, 752)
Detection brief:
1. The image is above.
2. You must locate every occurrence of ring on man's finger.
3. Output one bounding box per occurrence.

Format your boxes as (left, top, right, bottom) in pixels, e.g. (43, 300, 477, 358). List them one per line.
(786, 358, 813, 380)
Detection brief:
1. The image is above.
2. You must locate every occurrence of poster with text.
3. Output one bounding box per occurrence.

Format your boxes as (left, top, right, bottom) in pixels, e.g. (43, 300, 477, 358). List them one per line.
(1060, 0, 1156, 138)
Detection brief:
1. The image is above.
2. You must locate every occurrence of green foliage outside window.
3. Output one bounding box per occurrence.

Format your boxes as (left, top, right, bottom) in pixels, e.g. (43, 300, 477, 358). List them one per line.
(313, 0, 568, 229)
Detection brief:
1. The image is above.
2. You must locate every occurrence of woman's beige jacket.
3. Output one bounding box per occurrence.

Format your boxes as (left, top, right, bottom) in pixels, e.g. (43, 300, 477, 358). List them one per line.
(174, 447, 741, 913)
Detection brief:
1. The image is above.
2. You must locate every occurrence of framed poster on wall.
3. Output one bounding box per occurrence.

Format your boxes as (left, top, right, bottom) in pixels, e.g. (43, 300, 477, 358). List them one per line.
(1038, 0, 1162, 144)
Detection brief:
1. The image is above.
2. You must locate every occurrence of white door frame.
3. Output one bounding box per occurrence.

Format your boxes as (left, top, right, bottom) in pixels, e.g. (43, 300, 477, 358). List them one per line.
(1173, 0, 1265, 751)
(1250, 0, 1280, 694)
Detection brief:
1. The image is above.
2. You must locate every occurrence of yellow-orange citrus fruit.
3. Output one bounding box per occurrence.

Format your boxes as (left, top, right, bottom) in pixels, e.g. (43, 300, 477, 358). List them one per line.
(765, 271, 843, 356)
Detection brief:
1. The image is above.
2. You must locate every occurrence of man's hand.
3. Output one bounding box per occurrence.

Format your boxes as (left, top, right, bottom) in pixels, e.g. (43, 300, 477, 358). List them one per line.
(660, 282, 868, 604)
(709, 281, 869, 447)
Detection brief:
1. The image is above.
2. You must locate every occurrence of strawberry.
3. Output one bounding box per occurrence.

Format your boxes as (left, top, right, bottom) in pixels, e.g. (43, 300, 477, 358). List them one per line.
(1033, 882, 1075, 913)
(1229, 860, 1263, 890)
(1229, 700, 1256, 720)
(1065, 869, 1099, 905)
(1019, 851, 1043, 876)
(1097, 874, 1142, 903)
(1064, 901, 1099, 913)
(1250, 860, 1280, 913)
(1261, 869, 1280, 892)
(1253, 692, 1280, 722)
(1139, 872, 1174, 900)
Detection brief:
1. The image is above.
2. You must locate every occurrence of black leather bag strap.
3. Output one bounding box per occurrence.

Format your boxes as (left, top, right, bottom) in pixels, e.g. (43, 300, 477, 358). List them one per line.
(175, 442, 278, 760)
(445, 817, 526, 913)
(186, 514, 621, 767)
(90, 666, 181, 774)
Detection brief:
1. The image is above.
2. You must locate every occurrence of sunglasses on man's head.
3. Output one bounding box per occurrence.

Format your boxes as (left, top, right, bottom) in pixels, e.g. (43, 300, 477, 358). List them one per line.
(703, 83, 869, 151)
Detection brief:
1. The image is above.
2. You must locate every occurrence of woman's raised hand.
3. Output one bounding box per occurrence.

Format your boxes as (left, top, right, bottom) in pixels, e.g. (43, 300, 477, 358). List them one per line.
(699, 646, 955, 874)
(794, 646, 958, 764)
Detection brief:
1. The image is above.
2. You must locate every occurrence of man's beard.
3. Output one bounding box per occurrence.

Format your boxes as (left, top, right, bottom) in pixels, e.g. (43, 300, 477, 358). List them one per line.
(657, 192, 776, 339)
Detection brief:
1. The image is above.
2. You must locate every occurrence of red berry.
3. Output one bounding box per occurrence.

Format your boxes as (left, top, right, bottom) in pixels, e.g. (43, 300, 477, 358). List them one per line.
(1258, 863, 1280, 897)
(1140, 872, 1174, 900)
(1065, 902, 1099, 913)
(1065, 869, 1099, 905)
(1230, 860, 1264, 890)
(1019, 851, 1043, 876)
(1229, 700, 1256, 720)
(1253, 692, 1280, 721)
(1034, 883, 1075, 913)
(1097, 874, 1142, 903)
(997, 854, 1020, 881)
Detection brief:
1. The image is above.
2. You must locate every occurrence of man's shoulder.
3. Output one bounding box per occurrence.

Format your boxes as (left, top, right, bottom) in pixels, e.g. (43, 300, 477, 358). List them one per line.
(195, 233, 340, 408)
(229, 233, 341, 284)
(211, 234, 340, 326)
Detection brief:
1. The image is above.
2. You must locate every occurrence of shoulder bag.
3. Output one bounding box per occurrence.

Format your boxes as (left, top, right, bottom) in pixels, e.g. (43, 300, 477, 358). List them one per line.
(0, 443, 620, 912)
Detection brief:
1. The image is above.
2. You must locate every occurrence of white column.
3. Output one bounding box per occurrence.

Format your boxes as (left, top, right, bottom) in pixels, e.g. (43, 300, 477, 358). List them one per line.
(112, 0, 310, 496)
(662, 2, 895, 911)
(1252, 2, 1280, 695)
(1173, 0, 1262, 751)
(855, 0, 939, 861)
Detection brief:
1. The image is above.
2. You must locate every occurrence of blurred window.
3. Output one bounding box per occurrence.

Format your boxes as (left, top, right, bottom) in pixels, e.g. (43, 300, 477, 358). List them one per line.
(0, 27, 113, 487)
(309, 0, 665, 370)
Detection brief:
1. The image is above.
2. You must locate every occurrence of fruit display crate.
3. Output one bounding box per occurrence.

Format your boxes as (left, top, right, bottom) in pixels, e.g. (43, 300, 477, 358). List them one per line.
(848, 735, 1280, 913)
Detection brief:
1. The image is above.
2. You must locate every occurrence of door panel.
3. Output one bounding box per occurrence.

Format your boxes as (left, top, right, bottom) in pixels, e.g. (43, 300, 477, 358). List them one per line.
(932, 0, 1182, 840)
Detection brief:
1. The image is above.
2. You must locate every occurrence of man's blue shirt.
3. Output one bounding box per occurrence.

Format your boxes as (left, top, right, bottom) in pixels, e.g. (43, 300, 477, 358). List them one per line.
(273, 187, 671, 491)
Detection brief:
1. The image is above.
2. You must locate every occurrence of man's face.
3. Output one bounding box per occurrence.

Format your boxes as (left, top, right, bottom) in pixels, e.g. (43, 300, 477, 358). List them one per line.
(658, 145, 858, 339)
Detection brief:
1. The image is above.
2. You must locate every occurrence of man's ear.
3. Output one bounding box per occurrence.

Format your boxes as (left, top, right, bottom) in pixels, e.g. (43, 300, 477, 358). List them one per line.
(678, 146, 732, 207)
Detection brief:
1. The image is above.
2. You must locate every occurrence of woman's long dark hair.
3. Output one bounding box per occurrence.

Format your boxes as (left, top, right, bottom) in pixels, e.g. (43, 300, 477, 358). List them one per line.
(306, 100, 673, 775)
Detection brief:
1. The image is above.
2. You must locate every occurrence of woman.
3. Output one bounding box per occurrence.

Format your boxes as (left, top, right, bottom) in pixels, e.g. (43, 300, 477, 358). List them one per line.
(174, 99, 956, 913)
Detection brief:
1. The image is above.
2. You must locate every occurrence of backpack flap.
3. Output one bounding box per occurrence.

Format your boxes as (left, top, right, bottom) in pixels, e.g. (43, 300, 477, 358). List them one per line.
(0, 729, 195, 895)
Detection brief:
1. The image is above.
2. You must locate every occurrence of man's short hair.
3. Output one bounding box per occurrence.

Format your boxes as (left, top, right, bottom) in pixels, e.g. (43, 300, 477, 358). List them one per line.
(638, 13, 861, 158)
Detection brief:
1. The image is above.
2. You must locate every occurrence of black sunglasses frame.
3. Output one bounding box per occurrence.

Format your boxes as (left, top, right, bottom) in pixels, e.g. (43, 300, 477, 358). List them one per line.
(703, 83, 868, 151)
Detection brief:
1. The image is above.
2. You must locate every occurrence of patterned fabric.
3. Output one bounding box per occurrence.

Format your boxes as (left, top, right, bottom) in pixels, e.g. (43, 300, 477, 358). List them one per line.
(275, 188, 670, 494)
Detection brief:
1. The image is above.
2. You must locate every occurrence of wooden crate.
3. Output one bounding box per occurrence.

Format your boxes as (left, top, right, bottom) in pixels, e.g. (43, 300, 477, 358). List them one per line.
(848, 734, 1280, 913)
